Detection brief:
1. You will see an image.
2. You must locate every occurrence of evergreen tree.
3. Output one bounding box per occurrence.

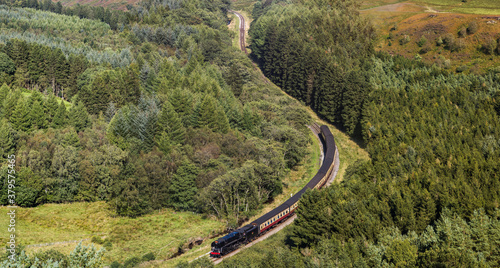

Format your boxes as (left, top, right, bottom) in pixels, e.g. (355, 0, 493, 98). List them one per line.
(169, 161, 198, 211)
(157, 101, 185, 145)
(0, 52, 16, 75)
(29, 101, 47, 130)
(68, 102, 90, 132)
(0, 119, 14, 160)
(52, 101, 68, 128)
(2, 89, 21, 119)
(11, 99, 31, 132)
(45, 94, 59, 123)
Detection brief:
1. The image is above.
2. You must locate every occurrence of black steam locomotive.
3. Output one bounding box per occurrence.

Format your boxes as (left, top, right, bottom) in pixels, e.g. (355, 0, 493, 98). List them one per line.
(210, 125, 336, 258)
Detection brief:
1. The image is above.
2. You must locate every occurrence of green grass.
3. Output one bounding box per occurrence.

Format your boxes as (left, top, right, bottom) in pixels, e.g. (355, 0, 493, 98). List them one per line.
(20, 91, 73, 109)
(0, 202, 226, 265)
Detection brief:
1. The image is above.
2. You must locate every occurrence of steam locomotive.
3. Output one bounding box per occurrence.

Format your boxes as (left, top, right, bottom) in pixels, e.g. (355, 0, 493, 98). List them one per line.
(210, 125, 336, 257)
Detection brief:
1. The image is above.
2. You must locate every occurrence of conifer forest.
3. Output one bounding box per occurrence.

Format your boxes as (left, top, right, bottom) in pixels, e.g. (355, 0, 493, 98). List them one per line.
(0, 0, 500, 267)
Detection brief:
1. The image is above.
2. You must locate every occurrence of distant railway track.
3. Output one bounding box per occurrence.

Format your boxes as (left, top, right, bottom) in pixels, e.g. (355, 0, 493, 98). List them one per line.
(230, 10, 247, 54)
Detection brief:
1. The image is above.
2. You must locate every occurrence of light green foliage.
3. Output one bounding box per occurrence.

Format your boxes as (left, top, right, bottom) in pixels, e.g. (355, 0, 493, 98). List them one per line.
(68, 242, 105, 268)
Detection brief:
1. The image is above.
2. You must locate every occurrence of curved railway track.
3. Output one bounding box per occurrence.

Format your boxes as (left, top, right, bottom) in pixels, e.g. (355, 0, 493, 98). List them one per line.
(199, 124, 338, 264)
(230, 10, 248, 54)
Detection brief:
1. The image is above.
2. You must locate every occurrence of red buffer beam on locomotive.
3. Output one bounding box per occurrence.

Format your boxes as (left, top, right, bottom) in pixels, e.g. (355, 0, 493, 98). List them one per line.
(210, 125, 336, 258)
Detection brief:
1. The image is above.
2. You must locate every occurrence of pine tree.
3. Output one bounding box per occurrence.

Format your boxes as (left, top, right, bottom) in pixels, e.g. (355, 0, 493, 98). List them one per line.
(157, 131, 172, 155)
(198, 95, 217, 129)
(214, 106, 230, 134)
(11, 99, 31, 132)
(2, 89, 21, 119)
(45, 93, 59, 123)
(169, 161, 199, 211)
(52, 101, 68, 128)
(0, 53, 15, 75)
(68, 102, 90, 132)
(0, 84, 9, 112)
(157, 101, 185, 145)
(29, 100, 47, 130)
(0, 119, 14, 159)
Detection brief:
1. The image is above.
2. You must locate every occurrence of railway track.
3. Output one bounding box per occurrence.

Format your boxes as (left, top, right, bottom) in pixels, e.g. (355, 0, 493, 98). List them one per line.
(230, 10, 247, 54)
(191, 124, 338, 265)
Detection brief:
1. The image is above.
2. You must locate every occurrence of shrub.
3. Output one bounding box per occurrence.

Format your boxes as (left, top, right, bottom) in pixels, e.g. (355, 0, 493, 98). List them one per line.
(35, 249, 68, 266)
(399, 35, 411, 45)
(456, 65, 468, 73)
(103, 240, 113, 250)
(483, 38, 497, 55)
(142, 252, 155, 261)
(458, 27, 467, 38)
(417, 36, 428, 47)
(110, 261, 122, 268)
(436, 36, 443, 46)
(468, 21, 479, 34)
(91, 236, 104, 244)
(419, 45, 431, 54)
(443, 33, 455, 46)
(123, 256, 141, 268)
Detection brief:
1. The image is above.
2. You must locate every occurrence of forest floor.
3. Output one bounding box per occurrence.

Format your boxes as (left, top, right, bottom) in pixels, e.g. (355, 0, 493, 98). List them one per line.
(361, 0, 500, 73)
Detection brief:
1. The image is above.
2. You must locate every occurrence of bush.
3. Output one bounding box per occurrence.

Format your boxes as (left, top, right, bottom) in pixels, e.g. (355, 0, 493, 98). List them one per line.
(419, 45, 431, 54)
(110, 261, 122, 268)
(91, 236, 104, 244)
(142, 252, 155, 261)
(482, 38, 497, 55)
(417, 36, 427, 47)
(443, 33, 455, 46)
(436, 36, 443, 46)
(458, 27, 467, 38)
(103, 240, 113, 250)
(123, 256, 141, 268)
(456, 65, 468, 73)
(34, 249, 68, 266)
(399, 35, 411, 45)
(468, 21, 479, 34)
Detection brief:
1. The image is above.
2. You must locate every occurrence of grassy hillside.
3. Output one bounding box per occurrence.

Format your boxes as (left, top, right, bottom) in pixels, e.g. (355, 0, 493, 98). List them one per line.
(0, 202, 226, 264)
(361, 1, 500, 73)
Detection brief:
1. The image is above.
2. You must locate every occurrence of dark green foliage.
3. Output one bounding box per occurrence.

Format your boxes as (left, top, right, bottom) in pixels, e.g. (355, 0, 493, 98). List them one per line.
(29, 100, 47, 130)
(110, 261, 122, 268)
(169, 161, 198, 211)
(10, 98, 31, 132)
(141, 252, 155, 261)
(249, 0, 374, 135)
(68, 101, 90, 132)
(52, 101, 68, 128)
(78, 67, 140, 115)
(123, 256, 141, 268)
(0, 52, 16, 75)
(157, 101, 185, 145)
(34, 249, 68, 267)
(0, 120, 14, 160)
